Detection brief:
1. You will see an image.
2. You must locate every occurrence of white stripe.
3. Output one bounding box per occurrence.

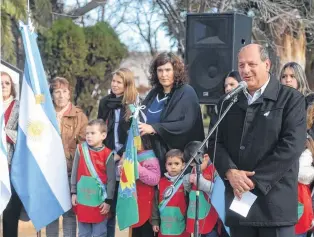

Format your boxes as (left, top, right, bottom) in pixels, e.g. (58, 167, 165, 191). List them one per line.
(0, 85, 10, 214)
(21, 25, 41, 95)
(18, 78, 70, 211)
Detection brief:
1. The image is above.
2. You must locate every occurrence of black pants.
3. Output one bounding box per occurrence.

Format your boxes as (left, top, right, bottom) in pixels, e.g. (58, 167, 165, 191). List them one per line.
(132, 220, 154, 237)
(230, 225, 295, 237)
(2, 184, 23, 237)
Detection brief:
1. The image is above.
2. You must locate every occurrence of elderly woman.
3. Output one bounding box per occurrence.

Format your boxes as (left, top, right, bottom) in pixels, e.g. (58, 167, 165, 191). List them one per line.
(46, 77, 88, 237)
(139, 52, 205, 174)
(1, 71, 21, 237)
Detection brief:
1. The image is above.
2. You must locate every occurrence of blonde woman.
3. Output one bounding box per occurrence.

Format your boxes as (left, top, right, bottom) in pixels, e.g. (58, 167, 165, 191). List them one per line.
(97, 68, 138, 237)
(280, 62, 313, 107)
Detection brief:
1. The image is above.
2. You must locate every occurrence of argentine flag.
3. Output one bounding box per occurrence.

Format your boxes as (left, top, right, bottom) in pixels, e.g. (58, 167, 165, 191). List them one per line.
(0, 81, 11, 214)
(10, 22, 71, 231)
(211, 175, 230, 235)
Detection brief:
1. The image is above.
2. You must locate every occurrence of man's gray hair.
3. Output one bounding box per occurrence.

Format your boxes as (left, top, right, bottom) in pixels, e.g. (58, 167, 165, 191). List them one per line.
(238, 44, 270, 62)
(259, 45, 270, 62)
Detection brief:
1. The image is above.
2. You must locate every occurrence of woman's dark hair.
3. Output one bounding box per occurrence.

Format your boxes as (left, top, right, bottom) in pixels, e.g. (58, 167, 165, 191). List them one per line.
(149, 52, 188, 90)
(224, 71, 241, 83)
(184, 141, 205, 164)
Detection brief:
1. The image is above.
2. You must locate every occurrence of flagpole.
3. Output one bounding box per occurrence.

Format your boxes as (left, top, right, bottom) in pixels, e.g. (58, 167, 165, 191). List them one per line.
(27, 0, 30, 25)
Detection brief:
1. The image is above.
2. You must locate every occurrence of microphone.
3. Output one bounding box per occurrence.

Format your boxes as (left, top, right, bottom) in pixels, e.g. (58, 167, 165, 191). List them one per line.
(224, 81, 248, 101)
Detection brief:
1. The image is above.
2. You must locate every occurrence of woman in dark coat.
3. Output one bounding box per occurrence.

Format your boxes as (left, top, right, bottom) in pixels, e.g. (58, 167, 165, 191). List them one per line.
(139, 52, 205, 174)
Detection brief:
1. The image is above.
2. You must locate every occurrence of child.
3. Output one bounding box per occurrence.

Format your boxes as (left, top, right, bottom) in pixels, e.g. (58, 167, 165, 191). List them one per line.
(296, 133, 314, 237)
(128, 148, 161, 237)
(152, 149, 190, 237)
(71, 119, 115, 237)
(183, 141, 219, 237)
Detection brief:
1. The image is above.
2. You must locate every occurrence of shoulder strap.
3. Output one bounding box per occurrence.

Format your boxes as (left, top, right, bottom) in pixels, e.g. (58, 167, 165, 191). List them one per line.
(106, 150, 114, 165)
(159, 178, 183, 212)
(81, 142, 107, 200)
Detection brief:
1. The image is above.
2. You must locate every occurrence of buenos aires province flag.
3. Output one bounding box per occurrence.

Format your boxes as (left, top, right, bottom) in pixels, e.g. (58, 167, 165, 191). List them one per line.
(10, 22, 71, 231)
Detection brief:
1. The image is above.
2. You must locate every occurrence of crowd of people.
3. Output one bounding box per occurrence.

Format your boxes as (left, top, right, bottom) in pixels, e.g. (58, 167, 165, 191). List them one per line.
(1, 43, 314, 237)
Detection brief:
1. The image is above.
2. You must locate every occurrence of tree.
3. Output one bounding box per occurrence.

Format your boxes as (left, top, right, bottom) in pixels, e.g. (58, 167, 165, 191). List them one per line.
(1, 0, 53, 67)
(123, 1, 164, 57)
(76, 22, 127, 118)
(41, 18, 88, 86)
(1, 0, 27, 64)
(41, 19, 127, 118)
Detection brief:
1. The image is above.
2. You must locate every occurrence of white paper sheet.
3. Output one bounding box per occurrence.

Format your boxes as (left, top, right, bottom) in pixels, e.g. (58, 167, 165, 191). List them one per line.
(229, 191, 257, 217)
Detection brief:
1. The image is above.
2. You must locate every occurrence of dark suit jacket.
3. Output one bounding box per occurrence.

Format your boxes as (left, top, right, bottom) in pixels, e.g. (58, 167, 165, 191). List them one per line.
(209, 76, 306, 226)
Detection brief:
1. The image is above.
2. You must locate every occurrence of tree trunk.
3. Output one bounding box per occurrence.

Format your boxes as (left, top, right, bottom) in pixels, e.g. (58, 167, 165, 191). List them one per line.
(274, 23, 306, 73)
(306, 48, 314, 89)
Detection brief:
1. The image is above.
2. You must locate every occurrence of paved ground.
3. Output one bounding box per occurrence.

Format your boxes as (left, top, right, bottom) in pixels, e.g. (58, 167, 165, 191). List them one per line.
(13, 220, 129, 237)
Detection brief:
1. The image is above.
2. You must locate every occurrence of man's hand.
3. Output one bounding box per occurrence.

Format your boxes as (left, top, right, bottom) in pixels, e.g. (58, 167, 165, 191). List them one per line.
(226, 169, 255, 199)
(99, 202, 110, 215)
(71, 194, 78, 206)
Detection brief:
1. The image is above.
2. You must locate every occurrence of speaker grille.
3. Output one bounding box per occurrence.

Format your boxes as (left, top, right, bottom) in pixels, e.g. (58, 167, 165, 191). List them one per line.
(188, 16, 232, 48)
(186, 13, 252, 104)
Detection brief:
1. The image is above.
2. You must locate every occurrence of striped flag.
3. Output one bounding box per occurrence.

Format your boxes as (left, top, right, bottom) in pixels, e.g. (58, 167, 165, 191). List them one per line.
(211, 175, 230, 235)
(116, 104, 140, 230)
(10, 21, 71, 231)
(0, 80, 11, 214)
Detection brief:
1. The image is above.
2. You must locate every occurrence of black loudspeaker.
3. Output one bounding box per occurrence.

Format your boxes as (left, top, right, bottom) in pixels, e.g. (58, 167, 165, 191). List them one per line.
(186, 13, 252, 104)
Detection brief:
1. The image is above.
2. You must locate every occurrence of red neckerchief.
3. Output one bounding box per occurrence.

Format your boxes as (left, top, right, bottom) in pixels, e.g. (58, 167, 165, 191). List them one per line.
(4, 100, 15, 144)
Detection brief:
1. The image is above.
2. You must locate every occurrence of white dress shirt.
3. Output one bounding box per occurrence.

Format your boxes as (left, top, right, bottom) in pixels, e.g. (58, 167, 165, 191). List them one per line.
(243, 77, 270, 105)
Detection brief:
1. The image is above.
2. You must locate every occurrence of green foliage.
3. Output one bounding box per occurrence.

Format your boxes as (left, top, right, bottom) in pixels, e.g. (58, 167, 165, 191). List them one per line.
(41, 20, 127, 118)
(41, 18, 88, 87)
(1, 0, 27, 64)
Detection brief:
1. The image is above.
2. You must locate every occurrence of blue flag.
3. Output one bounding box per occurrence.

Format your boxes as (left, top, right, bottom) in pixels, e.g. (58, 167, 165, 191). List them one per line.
(211, 175, 230, 235)
(10, 22, 71, 231)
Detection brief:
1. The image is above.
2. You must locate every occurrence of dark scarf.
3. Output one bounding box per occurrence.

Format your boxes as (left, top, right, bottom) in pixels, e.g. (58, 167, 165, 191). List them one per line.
(101, 94, 123, 122)
(98, 93, 131, 155)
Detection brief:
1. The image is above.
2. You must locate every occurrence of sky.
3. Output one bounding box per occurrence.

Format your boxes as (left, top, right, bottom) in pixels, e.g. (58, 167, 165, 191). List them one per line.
(64, 0, 174, 52)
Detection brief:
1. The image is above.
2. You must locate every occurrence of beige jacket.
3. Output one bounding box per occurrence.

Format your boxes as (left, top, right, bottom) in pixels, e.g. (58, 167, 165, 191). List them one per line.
(60, 104, 88, 175)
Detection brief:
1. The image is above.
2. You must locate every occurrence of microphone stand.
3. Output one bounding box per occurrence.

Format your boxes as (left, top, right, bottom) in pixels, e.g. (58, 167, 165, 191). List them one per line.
(162, 95, 238, 237)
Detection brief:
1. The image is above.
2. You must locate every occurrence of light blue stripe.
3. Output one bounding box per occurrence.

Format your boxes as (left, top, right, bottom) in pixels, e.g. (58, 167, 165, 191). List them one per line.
(81, 142, 107, 200)
(0, 114, 7, 156)
(20, 23, 59, 132)
(11, 128, 64, 231)
(211, 175, 230, 235)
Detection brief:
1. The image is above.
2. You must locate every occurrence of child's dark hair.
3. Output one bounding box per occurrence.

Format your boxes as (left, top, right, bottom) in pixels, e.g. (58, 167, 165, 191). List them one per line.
(165, 149, 185, 163)
(87, 119, 107, 133)
(184, 141, 206, 163)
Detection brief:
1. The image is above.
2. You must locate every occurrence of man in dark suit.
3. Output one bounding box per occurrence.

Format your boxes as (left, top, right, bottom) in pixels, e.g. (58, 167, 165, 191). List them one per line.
(209, 44, 307, 237)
